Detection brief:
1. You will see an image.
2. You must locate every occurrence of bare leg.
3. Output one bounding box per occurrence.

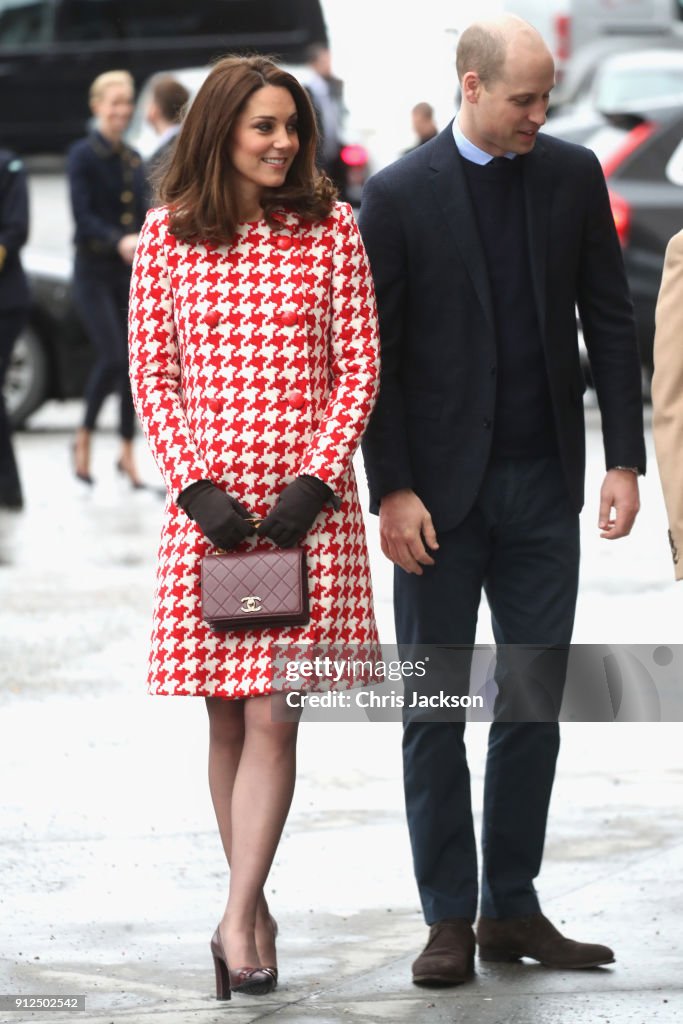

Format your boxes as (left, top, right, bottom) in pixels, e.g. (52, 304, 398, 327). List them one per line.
(224, 693, 299, 967)
(117, 438, 143, 487)
(206, 696, 245, 863)
(73, 427, 92, 480)
(205, 694, 298, 969)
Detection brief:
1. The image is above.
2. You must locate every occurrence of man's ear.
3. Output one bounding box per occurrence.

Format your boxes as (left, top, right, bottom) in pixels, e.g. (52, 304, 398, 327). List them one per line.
(461, 71, 482, 105)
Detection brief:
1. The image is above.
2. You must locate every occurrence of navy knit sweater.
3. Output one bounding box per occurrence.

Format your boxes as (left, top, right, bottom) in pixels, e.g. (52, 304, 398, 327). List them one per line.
(461, 155, 557, 458)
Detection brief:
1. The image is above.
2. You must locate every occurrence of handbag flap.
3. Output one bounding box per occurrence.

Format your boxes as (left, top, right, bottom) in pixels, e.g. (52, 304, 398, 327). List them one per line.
(201, 547, 306, 623)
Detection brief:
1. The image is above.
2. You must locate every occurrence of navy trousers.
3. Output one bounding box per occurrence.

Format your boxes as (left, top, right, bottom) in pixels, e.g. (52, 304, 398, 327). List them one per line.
(0, 308, 28, 504)
(396, 457, 580, 924)
(73, 254, 135, 440)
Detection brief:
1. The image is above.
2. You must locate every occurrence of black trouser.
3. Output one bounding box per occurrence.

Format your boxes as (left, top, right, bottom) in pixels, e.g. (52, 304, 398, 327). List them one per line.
(0, 308, 28, 502)
(73, 253, 135, 440)
(396, 456, 580, 924)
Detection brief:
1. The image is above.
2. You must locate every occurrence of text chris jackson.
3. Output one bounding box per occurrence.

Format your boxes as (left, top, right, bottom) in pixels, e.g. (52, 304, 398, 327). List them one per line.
(283, 690, 484, 709)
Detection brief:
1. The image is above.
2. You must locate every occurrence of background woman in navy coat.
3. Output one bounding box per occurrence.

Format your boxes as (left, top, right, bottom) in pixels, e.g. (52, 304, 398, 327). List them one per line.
(68, 70, 147, 487)
(0, 147, 30, 509)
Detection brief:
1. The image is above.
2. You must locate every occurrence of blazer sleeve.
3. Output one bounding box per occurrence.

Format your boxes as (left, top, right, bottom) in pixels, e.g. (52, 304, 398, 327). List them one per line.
(128, 208, 212, 500)
(575, 150, 646, 474)
(297, 202, 380, 495)
(652, 230, 683, 581)
(357, 174, 415, 513)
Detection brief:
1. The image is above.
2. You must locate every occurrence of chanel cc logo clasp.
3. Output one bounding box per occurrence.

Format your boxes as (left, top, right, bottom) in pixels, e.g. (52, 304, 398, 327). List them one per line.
(240, 595, 262, 613)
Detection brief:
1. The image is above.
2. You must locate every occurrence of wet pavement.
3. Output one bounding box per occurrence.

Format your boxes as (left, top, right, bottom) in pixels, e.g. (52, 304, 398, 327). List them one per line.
(1, 402, 682, 1023)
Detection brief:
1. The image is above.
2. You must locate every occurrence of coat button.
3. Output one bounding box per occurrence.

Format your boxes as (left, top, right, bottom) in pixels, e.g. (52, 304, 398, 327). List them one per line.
(287, 389, 306, 409)
(280, 310, 298, 327)
(275, 235, 293, 250)
(483, 417, 492, 429)
(208, 399, 223, 413)
(203, 310, 221, 327)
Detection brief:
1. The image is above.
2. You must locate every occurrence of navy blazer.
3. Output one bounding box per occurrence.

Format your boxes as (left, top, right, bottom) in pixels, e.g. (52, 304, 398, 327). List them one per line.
(67, 131, 148, 258)
(358, 122, 646, 530)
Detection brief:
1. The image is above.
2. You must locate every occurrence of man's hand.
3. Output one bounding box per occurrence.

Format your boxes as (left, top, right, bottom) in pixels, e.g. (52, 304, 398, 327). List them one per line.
(379, 489, 438, 574)
(598, 469, 640, 540)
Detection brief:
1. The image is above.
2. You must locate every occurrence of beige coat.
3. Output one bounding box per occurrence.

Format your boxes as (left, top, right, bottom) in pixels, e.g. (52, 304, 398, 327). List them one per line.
(652, 230, 683, 581)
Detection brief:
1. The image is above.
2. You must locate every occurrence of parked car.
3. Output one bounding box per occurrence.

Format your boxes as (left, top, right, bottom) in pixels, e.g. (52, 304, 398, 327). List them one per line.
(545, 103, 683, 379)
(503, 0, 683, 86)
(5, 252, 91, 427)
(548, 33, 683, 116)
(0, 0, 328, 154)
(543, 49, 683, 145)
(127, 64, 371, 206)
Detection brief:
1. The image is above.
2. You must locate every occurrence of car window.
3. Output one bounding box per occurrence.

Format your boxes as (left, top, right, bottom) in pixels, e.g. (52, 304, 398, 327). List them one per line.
(595, 66, 683, 110)
(55, 0, 318, 42)
(665, 137, 683, 185)
(0, 0, 53, 48)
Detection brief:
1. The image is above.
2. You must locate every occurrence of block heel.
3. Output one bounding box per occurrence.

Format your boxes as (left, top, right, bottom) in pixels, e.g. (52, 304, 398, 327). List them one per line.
(477, 946, 523, 962)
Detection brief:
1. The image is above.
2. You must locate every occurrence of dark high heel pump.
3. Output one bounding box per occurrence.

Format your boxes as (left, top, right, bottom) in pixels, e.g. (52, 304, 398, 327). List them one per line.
(210, 926, 276, 1000)
(71, 441, 94, 486)
(115, 459, 146, 490)
(260, 915, 278, 987)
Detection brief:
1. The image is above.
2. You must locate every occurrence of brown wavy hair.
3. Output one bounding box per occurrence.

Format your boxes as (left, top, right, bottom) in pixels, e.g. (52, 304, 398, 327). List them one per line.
(158, 55, 337, 243)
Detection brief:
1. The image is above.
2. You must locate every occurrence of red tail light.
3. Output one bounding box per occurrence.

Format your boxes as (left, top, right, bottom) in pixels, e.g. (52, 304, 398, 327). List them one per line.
(554, 14, 571, 62)
(600, 121, 655, 179)
(609, 189, 631, 246)
(599, 121, 655, 246)
(340, 144, 368, 168)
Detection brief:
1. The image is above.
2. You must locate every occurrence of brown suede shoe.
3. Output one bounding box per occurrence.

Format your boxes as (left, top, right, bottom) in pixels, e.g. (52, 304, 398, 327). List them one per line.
(476, 913, 615, 969)
(411, 918, 475, 986)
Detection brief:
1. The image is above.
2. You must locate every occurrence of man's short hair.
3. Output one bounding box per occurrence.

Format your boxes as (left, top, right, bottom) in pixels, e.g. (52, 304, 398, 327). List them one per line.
(151, 75, 190, 124)
(305, 42, 329, 64)
(412, 101, 434, 119)
(456, 24, 507, 86)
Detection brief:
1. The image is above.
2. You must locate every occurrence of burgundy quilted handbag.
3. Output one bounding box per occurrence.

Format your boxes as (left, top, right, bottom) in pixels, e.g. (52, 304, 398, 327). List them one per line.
(201, 545, 309, 631)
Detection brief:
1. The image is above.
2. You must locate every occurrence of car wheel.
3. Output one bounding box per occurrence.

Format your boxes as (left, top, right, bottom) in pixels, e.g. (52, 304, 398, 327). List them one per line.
(5, 323, 49, 428)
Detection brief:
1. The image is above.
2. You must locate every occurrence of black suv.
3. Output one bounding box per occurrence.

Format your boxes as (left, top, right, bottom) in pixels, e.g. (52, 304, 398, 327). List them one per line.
(545, 105, 683, 379)
(0, 0, 327, 154)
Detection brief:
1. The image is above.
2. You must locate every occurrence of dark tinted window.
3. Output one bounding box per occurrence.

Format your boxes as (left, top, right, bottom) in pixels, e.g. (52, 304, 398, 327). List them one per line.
(56, 0, 325, 41)
(0, 0, 53, 48)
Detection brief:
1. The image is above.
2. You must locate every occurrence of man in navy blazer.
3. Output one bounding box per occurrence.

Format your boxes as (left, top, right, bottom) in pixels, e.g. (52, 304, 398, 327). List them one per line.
(359, 15, 645, 986)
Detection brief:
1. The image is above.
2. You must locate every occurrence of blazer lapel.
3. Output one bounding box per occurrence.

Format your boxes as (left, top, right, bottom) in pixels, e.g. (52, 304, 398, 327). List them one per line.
(522, 138, 552, 339)
(428, 126, 495, 332)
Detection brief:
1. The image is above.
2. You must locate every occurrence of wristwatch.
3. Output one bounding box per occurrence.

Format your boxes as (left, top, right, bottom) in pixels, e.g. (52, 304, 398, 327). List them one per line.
(612, 466, 641, 475)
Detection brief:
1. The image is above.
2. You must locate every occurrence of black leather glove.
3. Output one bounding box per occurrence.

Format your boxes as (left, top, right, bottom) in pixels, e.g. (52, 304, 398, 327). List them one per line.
(258, 475, 333, 548)
(177, 480, 255, 550)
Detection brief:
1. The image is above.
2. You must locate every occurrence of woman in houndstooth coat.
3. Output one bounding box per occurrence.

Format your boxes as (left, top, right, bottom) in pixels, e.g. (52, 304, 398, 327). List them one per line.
(128, 56, 379, 998)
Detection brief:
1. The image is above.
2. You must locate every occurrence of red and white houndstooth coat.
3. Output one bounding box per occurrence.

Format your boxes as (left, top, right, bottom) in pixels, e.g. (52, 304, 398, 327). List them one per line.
(128, 201, 380, 699)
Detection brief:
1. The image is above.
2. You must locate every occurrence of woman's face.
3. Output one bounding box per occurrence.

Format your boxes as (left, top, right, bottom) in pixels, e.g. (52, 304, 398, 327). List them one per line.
(229, 85, 300, 208)
(92, 82, 134, 140)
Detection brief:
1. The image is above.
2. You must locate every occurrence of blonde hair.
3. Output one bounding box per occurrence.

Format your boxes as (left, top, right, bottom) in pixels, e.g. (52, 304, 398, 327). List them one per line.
(89, 70, 134, 105)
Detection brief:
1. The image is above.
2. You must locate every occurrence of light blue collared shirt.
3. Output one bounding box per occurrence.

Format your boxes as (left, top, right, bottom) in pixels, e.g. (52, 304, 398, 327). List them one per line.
(452, 117, 516, 164)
